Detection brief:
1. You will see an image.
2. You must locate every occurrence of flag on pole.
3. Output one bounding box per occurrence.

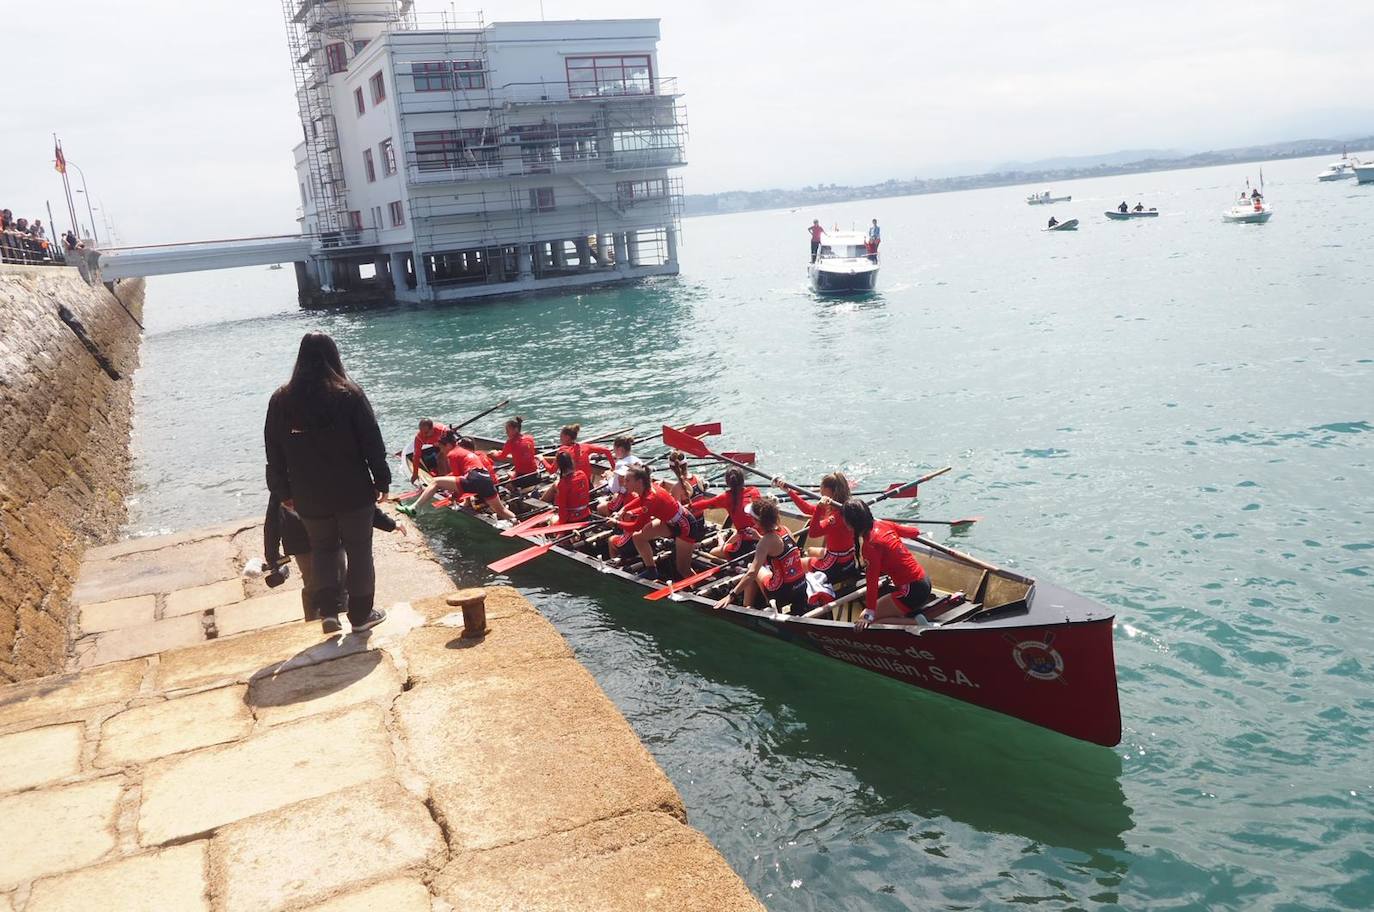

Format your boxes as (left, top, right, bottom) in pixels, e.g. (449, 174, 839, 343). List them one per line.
(54, 141, 66, 174)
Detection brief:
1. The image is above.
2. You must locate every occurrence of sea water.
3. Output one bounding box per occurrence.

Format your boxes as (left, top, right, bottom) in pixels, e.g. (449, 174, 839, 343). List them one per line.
(128, 153, 1374, 910)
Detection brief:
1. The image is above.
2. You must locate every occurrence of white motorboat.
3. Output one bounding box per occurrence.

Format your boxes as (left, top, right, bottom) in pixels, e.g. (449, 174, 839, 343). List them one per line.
(1355, 162, 1374, 185)
(1222, 196, 1273, 223)
(1316, 158, 1357, 182)
(808, 231, 879, 293)
(1027, 191, 1071, 205)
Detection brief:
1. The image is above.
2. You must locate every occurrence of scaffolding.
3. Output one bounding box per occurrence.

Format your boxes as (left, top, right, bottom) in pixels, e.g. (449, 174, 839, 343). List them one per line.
(281, 0, 416, 235)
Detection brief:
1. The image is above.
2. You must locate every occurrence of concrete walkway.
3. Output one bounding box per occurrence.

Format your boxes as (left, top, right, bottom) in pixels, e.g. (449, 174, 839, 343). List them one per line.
(0, 518, 764, 911)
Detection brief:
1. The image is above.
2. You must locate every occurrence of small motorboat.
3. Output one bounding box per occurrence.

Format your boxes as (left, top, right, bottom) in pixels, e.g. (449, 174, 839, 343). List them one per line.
(1027, 191, 1071, 205)
(1316, 159, 1357, 182)
(808, 231, 879, 293)
(1042, 218, 1079, 231)
(268, 263, 284, 270)
(1104, 208, 1159, 220)
(1222, 199, 1273, 223)
(1355, 162, 1374, 185)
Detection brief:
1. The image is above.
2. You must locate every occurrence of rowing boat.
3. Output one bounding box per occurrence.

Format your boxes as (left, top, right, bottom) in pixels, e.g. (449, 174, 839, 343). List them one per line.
(1104, 209, 1158, 220)
(404, 436, 1122, 747)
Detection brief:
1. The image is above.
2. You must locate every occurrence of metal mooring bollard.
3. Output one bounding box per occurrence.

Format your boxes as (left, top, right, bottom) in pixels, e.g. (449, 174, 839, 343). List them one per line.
(446, 588, 488, 639)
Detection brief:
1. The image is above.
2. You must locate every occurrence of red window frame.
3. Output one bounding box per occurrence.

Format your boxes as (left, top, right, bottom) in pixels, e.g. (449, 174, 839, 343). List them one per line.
(347, 210, 363, 230)
(565, 54, 653, 98)
(362, 148, 376, 183)
(325, 42, 347, 74)
(353, 87, 365, 116)
(616, 177, 668, 203)
(412, 60, 486, 92)
(528, 187, 556, 212)
(370, 70, 386, 104)
(380, 139, 397, 176)
(388, 201, 405, 227)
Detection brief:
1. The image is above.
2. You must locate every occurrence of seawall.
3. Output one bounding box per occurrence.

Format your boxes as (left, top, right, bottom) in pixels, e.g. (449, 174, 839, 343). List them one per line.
(0, 264, 145, 683)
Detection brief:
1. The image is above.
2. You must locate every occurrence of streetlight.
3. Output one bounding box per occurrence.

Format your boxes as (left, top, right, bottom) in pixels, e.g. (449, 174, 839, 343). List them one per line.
(66, 161, 100, 246)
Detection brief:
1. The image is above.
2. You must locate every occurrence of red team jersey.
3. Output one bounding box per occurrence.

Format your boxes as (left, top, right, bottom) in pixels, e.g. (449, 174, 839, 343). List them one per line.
(496, 433, 539, 476)
(861, 521, 926, 611)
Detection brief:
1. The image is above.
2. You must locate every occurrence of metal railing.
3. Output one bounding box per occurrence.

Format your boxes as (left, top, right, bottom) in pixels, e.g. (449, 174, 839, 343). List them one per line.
(0, 230, 61, 266)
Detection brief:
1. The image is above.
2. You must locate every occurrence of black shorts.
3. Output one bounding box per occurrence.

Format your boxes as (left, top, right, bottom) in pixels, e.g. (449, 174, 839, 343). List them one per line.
(893, 577, 934, 617)
(671, 513, 707, 543)
(762, 578, 809, 615)
(462, 468, 498, 500)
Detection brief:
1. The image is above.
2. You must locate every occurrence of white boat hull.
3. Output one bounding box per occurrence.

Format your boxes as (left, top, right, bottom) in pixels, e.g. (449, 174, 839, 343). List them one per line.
(1027, 195, 1071, 205)
(1355, 164, 1374, 185)
(809, 260, 879, 293)
(1221, 205, 1272, 223)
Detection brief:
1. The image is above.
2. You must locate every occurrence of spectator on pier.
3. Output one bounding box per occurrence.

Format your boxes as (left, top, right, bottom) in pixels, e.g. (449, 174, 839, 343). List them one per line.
(264, 331, 392, 635)
(64, 230, 79, 252)
(0, 209, 12, 231)
(31, 219, 45, 239)
(808, 219, 826, 263)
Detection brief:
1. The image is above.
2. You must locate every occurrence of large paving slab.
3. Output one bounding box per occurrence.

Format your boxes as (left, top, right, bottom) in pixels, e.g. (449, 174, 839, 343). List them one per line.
(0, 723, 83, 794)
(72, 535, 240, 605)
(24, 842, 209, 912)
(75, 612, 205, 668)
(81, 520, 255, 563)
(401, 606, 572, 682)
(247, 650, 404, 727)
(138, 704, 393, 845)
(155, 618, 363, 692)
(434, 811, 766, 912)
(296, 878, 432, 912)
(214, 588, 305, 637)
(164, 578, 244, 618)
(0, 777, 123, 890)
(79, 594, 157, 635)
(396, 656, 683, 851)
(208, 781, 444, 912)
(0, 659, 146, 734)
(96, 685, 252, 769)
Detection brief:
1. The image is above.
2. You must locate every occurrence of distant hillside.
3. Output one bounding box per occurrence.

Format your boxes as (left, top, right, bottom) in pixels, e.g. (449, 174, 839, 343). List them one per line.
(684, 136, 1373, 217)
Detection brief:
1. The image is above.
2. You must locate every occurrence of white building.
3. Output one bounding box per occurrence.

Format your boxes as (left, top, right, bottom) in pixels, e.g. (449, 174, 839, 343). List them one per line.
(284, 1, 686, 304)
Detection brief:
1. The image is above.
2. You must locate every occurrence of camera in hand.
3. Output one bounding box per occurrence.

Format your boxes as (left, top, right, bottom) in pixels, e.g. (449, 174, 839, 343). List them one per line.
(265, 560, 292, 588)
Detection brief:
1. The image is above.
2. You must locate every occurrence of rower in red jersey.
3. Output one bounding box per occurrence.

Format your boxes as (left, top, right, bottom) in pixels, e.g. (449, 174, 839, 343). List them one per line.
(409, 417, 448, 482)
(689, 468, 760, 560)
(542, 450, 591, 524)
(666, 450, 706, 504)
(841, 500, 929, 629)
(712, 496, 808, 615)
(615, 465, 703, 580)
(551, 423, 614, 487)
(405, 432, 516, 522)
(775, 471, 857, 583)
(488, 416, 540, 485)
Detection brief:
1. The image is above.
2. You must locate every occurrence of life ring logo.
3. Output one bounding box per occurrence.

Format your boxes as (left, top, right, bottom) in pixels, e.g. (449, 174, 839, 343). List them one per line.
(1011, 636, 1065, 681)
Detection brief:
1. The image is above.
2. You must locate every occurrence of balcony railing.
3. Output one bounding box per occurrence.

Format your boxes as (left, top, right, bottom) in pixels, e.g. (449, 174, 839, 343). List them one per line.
(499, 76, 678, 106)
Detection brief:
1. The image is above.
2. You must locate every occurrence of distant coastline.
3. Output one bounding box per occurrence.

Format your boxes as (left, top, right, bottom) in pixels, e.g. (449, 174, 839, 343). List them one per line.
(684, 136, 1374, 217)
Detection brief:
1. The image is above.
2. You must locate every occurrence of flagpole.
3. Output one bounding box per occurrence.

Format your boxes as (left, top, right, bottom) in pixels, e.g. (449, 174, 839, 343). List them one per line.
(55, 135, 79, 242)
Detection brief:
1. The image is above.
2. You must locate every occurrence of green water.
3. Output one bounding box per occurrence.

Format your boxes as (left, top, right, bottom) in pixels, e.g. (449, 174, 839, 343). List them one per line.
(130, 155, 1373, 909)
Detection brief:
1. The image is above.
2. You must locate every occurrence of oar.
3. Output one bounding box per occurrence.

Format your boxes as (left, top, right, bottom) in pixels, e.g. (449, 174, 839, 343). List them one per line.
(643, 548, 757, 601)
(864, 466, 951, 505)
(662, 425, 819, 498)
(501, 508, 558, 537)
(451, 398, 511, 432)
(487, 519, 605, 573)
(913, 516, 982, 530)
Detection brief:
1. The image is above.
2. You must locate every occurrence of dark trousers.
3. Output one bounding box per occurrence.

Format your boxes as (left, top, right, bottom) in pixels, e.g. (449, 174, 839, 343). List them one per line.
(810, 239, 820, 263)
(294, 551, 345, 621)
(299, 505, 376, 625)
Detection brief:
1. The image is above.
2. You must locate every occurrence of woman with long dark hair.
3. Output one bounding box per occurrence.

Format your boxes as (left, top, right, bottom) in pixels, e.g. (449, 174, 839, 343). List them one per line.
(265, 332, 391, 634)
(689, 467, 760, 560)
(776, 471, 857, 582)
(840, 500, 930, 630)
(711, 496, 808, 615)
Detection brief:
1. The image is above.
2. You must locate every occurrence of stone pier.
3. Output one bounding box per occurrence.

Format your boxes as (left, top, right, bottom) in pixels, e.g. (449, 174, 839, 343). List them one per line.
(0, 517, 763, 911)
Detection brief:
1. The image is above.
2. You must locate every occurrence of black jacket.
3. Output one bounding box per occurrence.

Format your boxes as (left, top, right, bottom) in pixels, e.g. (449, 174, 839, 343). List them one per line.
(264, 384, 391, 518)
(264, 493, 397, 564)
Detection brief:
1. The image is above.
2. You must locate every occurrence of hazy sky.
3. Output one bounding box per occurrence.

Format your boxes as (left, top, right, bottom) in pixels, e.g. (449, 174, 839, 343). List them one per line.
(4, 1, 1371, 243)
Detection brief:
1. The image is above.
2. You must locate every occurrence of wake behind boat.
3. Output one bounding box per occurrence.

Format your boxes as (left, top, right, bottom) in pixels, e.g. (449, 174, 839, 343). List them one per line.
(399, 419, 1123, 748)
(808, 231, 879, 294)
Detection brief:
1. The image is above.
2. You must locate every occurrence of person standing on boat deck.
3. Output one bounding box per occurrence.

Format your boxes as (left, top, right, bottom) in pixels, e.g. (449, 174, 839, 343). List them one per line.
(618, 465, 701, 580)
(690, 468, 761, 561)
(1133, 202, 1145, 212)
(597, 435, 644, 515)
(776, 472, 857, 582)
(808, 219, 826, 263)
(1118, 201, 1129, 213)
(409, 418, 449, 483)
(841, 501, 930, 630)
(403, 432, 517, 522)
(712, 496, 809, 615)
(487, 416, 539, 486)
(264, 331, 391, 634)
(866, 219, 881, 262)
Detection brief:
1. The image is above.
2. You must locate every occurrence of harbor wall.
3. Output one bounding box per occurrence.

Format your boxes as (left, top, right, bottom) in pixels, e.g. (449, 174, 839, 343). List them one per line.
(0, 264, 144, 683)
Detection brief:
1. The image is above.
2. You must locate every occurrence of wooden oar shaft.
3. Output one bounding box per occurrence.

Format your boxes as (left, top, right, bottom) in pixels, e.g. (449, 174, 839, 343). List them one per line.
(452, 398, 511, 432)
(915, 535, 999, 572)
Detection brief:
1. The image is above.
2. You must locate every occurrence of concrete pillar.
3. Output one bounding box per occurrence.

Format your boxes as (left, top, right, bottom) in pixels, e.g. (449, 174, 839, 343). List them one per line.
(414, 247, 432, 299)
(665, 226, 679, 268)
(551, 240, 567, 270)
(318, 257, 335, 291)
(374, 255, 390, 286)
(626, 230, 641, 268)
(573, 237, 592, 268)
(614, 232, 629, 273)
(389, 251, 408, 293)
(517, 244, 533, 280)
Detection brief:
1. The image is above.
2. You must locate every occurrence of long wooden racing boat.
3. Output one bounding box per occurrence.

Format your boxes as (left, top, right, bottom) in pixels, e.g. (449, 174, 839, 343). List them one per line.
(404, 436, 1123, 747)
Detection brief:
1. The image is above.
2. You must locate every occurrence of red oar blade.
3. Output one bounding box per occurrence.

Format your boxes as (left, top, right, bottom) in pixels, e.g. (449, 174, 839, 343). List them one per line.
(501, 509, 557, 537)
(683, 421, 722, 437)
(885, 483, 919, 499)
(720, 451, 755, 465)
(523, 520, 588, 538)
(662, 424, 712, 458)
(394, 489, 423, 501)
(488, 541, 556, 573)
(945, 516, 982, 530)
(644, 563, 724, 601)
